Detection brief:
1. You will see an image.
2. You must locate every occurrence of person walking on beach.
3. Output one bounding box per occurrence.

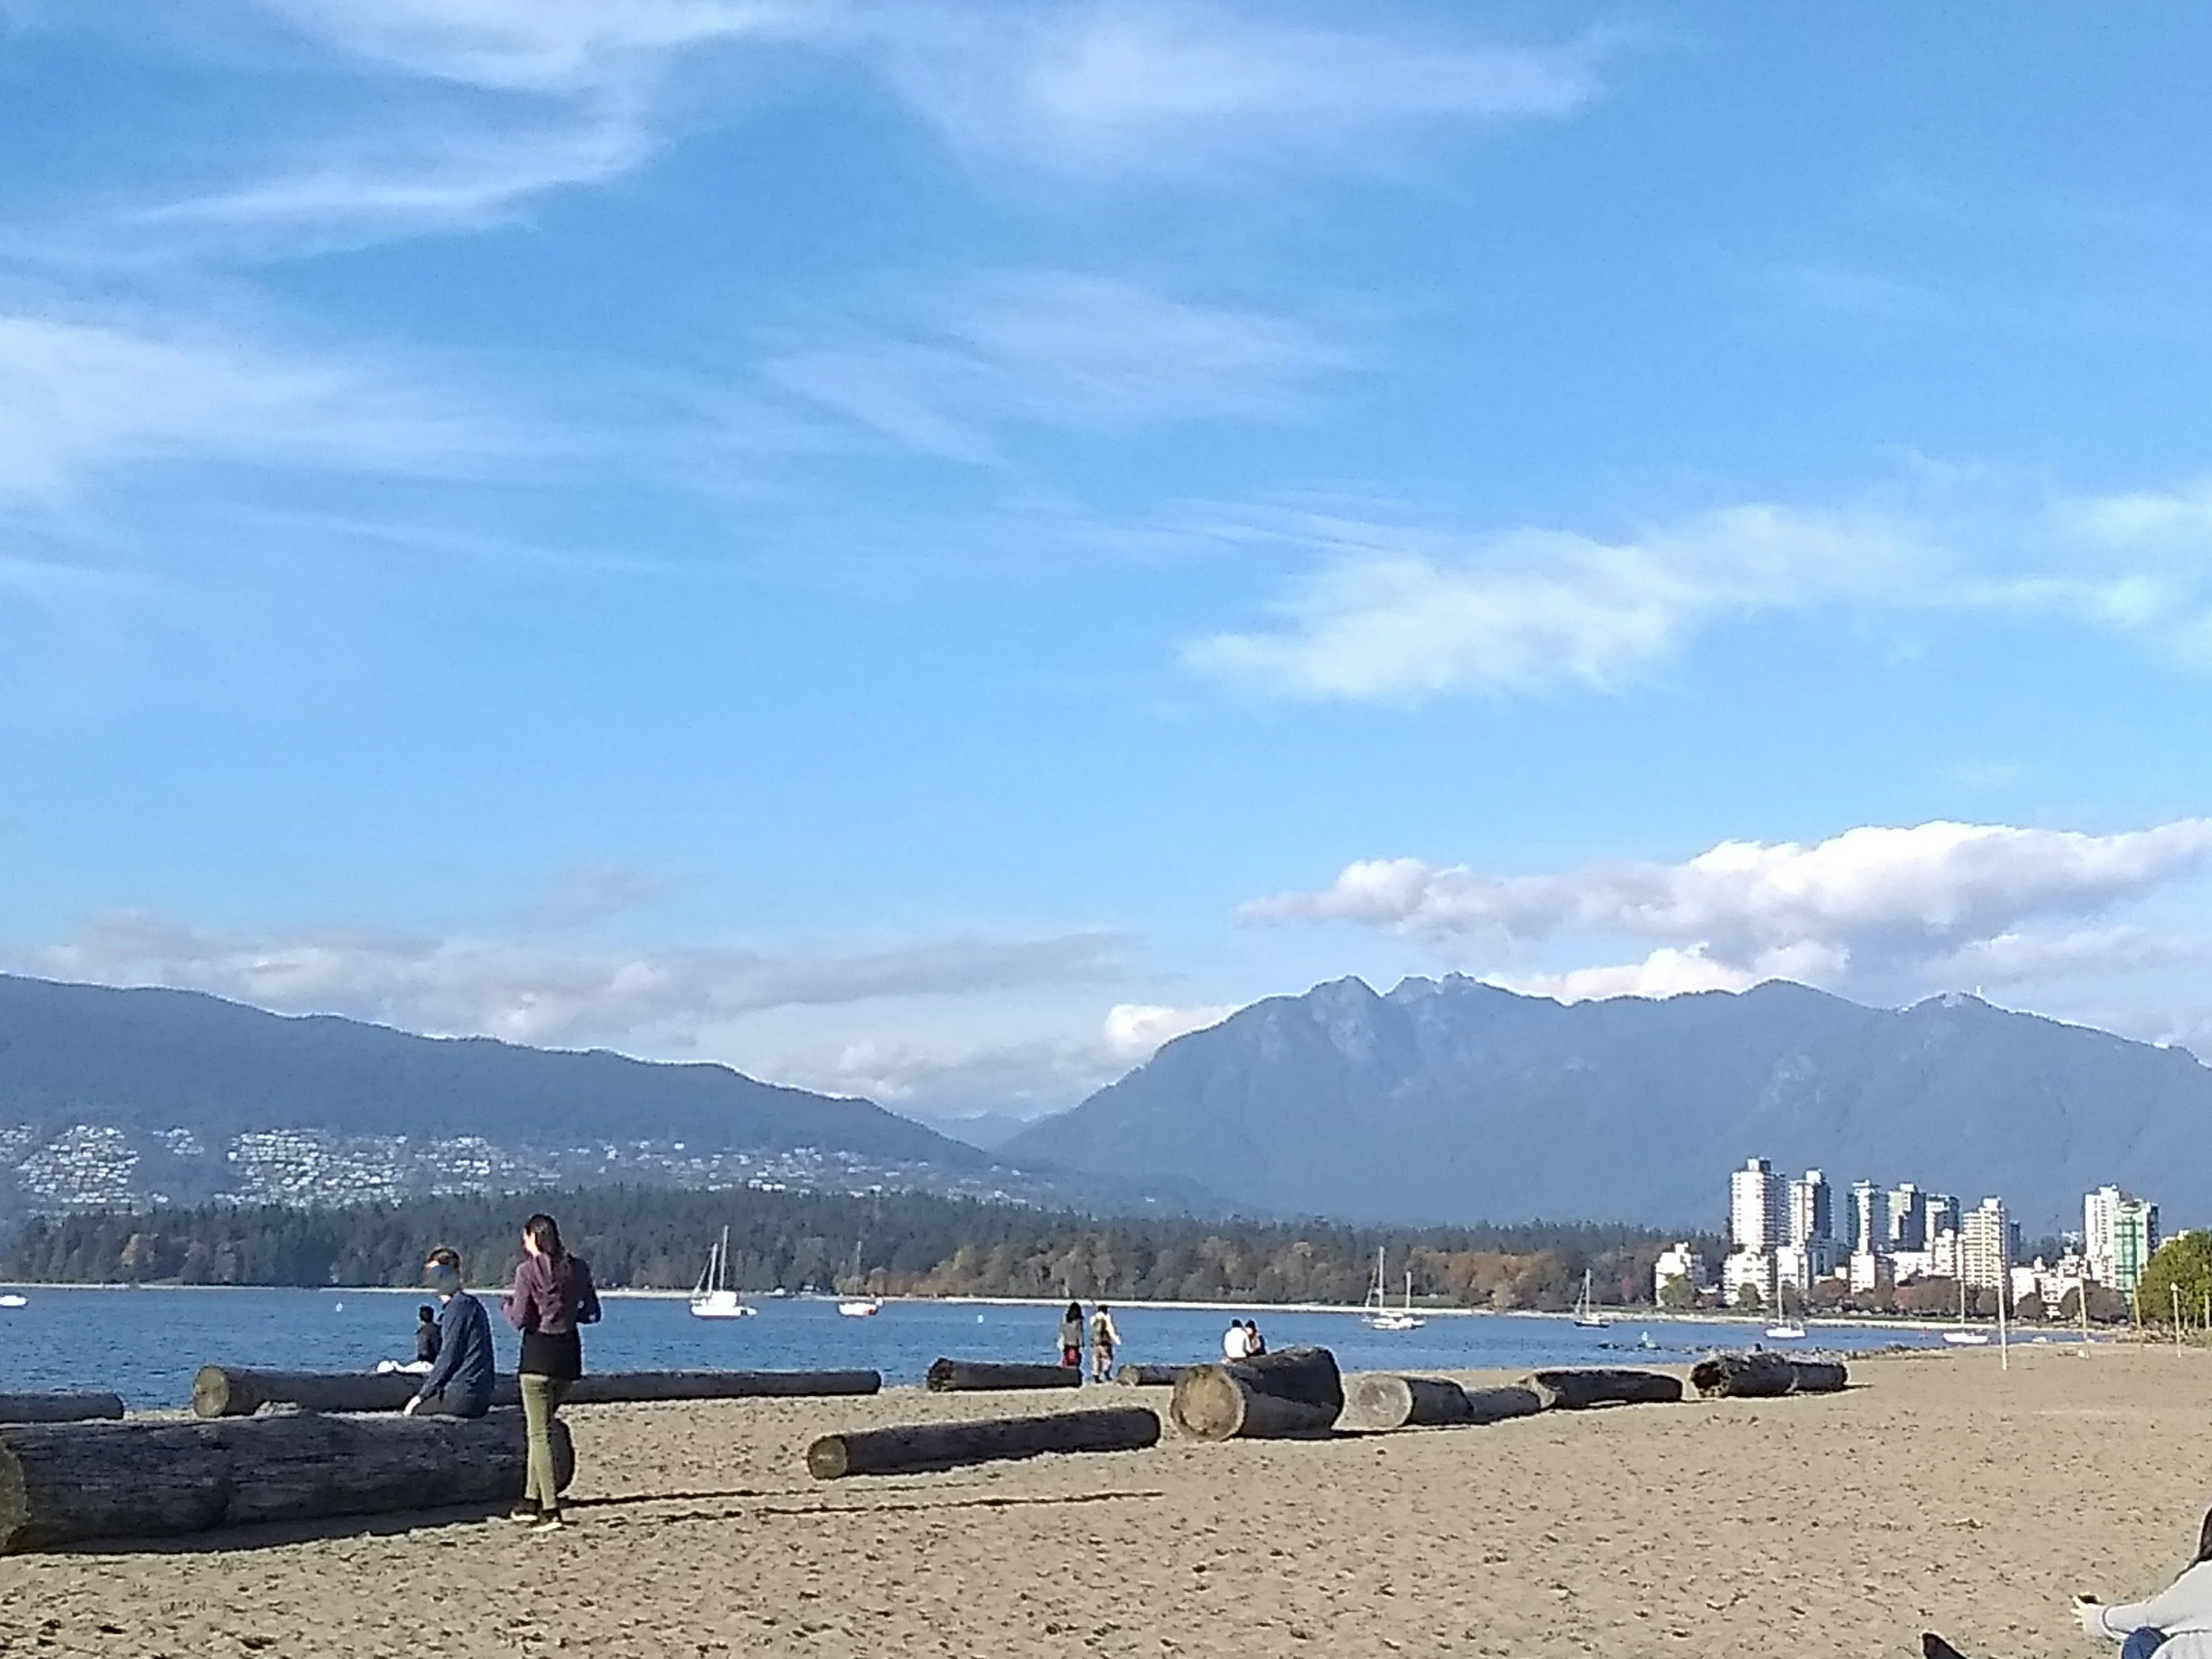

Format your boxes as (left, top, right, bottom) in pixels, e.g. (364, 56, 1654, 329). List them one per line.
(1058, 1300, 1085, 1371)
(414, 1303, 441, 1366)
(402, 1249, 495, 1419)
(503, 1213, 600, 1531)
(1088, 1304, 1120, 1382)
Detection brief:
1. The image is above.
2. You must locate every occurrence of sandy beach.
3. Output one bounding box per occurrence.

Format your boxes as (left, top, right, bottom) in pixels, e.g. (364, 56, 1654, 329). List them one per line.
(5, 1343, 2209, 1658)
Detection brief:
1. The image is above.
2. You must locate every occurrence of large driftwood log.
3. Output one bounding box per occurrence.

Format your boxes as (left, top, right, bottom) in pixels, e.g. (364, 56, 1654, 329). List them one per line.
(1113, 1364, 1190, 1387)
(1690, 1353, 1848, 1399)
(1170, 1345, 1343, 1441)
(0, 1411, 572, 1554)
(1521, 1368, 1684, 1410)
(1463, 1384, 1546, 1425)
(925, 1359, 1082, 1392)
(194, 1366, 882, 1417)
(808, 1407, 1160, 1478)
(1338, 1374, 1471, 1431)
(0, 1393, 125, 1425)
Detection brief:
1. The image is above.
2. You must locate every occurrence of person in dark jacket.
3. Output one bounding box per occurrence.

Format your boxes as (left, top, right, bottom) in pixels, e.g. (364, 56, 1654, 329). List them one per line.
(403, 1249, 495, 1418)
(503, 1213, 600, 1531)
(414, 1304, 441, 1366)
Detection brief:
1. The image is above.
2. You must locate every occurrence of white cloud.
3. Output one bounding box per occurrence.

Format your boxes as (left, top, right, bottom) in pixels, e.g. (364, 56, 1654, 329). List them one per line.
(0, 310, 501, 503)
(1101, 999, 1233, 1059)
(31, 910, 1132, 1049)
(766, 272, 1335, 460)
(1246, 819, 2212, 1002)
(1188, 503, 1922, 699)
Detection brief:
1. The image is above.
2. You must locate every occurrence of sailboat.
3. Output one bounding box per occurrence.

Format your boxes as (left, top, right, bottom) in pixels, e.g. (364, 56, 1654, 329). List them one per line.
(689, 1226, 755, 1320)
(838, 1238, 880, 1316)
(1943, 1273, 1990, 1344)
(1572, 1269, 1611, 1329)
(1362, 1251, 1425, 1332)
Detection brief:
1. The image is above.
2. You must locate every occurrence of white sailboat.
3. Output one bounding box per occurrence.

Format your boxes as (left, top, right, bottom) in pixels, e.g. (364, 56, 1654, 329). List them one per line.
(1942, 1274, 1989, 1344)
(689, 1226, 755, 1320)
(1361, 1248, 1423, 1331)
(1572, 1269, 1611, 1329)
(838, 1238, 880, 1315)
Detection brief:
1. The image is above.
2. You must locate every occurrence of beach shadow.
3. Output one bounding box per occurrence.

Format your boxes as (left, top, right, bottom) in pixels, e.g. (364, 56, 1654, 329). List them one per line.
(628, 1488, 1169, 1528)
(69, 1502, 511, 1556)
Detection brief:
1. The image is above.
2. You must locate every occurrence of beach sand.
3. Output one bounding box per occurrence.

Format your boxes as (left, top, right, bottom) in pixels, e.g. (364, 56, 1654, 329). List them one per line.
(4, 1343, 2209, 1658)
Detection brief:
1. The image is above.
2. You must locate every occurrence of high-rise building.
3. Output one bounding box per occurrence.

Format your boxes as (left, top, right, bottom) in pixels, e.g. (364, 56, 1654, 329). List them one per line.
(1959, 1197, 2012, 1291)
(1730, 1157, 1785, 1253)
(1926, 1194, 1962, 1243)
(1888, 1183, 1926, 1251)
(2085, 1186, 2161, 1294)
(1849, 1180, 1889, 1255)
(1788, 1169, 1834, 1247)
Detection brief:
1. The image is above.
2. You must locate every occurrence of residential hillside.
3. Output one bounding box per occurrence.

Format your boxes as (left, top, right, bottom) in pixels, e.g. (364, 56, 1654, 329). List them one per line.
(1001, 976, 2210, 1231)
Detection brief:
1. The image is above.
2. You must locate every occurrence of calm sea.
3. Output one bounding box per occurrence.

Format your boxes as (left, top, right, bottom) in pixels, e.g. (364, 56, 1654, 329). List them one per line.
(0, 1286, 1970, 1410)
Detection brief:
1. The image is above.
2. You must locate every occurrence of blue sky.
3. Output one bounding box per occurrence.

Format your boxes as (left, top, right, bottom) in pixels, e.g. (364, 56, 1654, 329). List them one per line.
(7, 2, 2212, 1123)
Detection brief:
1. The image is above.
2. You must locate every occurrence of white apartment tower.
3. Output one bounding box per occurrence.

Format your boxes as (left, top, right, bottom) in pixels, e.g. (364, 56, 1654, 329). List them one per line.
(2085, 1186, 2161, 1294)
(1730, 1158, 1786, 1252)
(1849, 1180, 1889, 1254)
(1788, 1169, 1834, 1246)
(1888, 1183, 1926, 1251)
(1959, 1197, 2012, 1291)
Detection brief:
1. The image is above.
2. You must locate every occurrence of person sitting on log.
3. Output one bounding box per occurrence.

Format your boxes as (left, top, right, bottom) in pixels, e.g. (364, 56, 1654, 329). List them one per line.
(414, 1304, 441, 1366)
(403, 1249, 495, 1420)
(1243, 1320, 1266, 1358)
(1058, 1301, 1085, 1371)
(1222, 1319, 1250, 1361)
(1922, 1507, 2212, 1659)
(1088, 1305, 1120, 1382)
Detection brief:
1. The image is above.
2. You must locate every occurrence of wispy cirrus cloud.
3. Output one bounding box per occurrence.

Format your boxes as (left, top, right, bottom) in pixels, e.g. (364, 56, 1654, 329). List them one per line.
(32, 908, 1135, 1050)
(767, 271, 1336, 460)
(1244, 819, 2212, 1004)
(1187, 476, 2212, 702)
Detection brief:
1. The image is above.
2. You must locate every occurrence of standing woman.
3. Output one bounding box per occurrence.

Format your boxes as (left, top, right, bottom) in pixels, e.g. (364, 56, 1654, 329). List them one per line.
(1058, 1300, 1085, 1371)
(503, 1212, 601, 1531)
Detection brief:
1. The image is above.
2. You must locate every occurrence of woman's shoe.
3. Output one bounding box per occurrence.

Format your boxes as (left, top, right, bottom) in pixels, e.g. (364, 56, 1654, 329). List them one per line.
(530, 1509, 567, 1532)
(503, 1503, 541, 1525)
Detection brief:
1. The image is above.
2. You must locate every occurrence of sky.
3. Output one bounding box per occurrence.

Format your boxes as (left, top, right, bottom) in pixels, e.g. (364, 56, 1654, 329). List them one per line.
(7, 2, 2212, 1127)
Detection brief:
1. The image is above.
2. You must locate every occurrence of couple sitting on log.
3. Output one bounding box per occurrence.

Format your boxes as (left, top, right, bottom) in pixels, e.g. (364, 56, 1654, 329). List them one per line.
(1926, 1508, 2212, 1659)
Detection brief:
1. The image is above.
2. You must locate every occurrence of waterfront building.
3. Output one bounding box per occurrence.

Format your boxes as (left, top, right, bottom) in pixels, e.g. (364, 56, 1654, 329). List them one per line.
(1959, 1197, 2011, 1291)
(1848, 1250, 1894, 1293)
(1722, 1249, 1774, 1308)
(1849, 1180, 1889, 1255)
(1888, 1183, 1926, 1251)
(1730, 1158, 1786, 1253)
(1653, 1243, 1709, 1302)
(2085, 1186, 2160, 1294)
(1788, 1169, 1834, 1247)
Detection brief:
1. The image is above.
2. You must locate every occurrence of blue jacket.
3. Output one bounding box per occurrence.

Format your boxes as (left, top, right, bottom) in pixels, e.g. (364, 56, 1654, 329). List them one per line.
(415, 1291, 496, 1407)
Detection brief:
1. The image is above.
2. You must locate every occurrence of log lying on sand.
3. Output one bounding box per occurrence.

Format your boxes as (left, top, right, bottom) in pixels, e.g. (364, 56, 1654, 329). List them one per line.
(194, 1365, 882, 1418)
(808, 1407, 1160, 1478)
(925, 1359, 1082, 1392)
(1171, 1345, 1343, 1441)
(0, 1393, 126, 1425)
(1338, 1374, 1472, 1431)
(1464, 1384, 1547, 1425)
(0, 1411, 571, 1554)
(1690, 1353, 1848, 1399)
(1521, 1368, 1683, 1410)
(1113, 1364, 1190, 1387)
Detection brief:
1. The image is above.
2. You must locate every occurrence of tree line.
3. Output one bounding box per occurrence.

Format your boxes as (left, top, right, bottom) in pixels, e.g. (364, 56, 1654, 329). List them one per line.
(0, 1185, 1702, 1310)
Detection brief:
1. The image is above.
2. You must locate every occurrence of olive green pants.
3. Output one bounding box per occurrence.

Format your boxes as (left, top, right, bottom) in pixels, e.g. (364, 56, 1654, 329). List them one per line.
(520, 1374, 569, 1510)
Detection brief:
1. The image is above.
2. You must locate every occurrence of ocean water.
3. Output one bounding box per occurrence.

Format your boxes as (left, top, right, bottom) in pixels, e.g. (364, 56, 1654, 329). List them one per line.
(0, 1286, 1967, 1410)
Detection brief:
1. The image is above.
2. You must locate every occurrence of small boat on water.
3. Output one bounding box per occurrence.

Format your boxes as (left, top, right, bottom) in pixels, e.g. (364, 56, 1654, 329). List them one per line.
(1572, 1269, 1611, 1329)
(838, 1299, 881, 1317)
(690, 1226, 756, 1320)
(1942, 1330, 1991, 1346)
(1360, 1248, 1424, 1331)
(1764, 1321, 1807, 1340)
(0, 1294, 25, 1309)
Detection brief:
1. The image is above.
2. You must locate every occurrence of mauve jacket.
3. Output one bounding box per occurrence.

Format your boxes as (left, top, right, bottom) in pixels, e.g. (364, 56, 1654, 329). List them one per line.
(503, 1252, 602, 1338)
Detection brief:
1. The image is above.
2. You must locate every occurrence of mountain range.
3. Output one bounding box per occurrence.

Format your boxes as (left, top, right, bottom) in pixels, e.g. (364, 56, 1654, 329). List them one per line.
(1002, 975, 2211, 1232)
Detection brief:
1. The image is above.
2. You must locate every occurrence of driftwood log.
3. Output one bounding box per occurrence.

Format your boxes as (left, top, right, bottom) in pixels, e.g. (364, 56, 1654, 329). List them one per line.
(1113, 1364, 1190, 1387)
(925, 1359, 1082, 1392)
(193, 1366, 881, 1417)
(1338, 1374, 1471, 1431)
(808, 1407, 1160, 1478)
(1521, 1368, 1684, 1410)
(0, 1393, 126, 1425)
(1170, 1345, 1343, 1441)
(0, 1410, 571, 1554)
(1690, 1353, 1849, 1399)
(1465, 1384, 1547, 1424)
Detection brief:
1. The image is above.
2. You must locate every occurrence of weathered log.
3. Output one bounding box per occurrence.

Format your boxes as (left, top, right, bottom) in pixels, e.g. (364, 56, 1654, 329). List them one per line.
(0, 1393, 126, 1425)
(1338, 1374, 1472, 1431)
(925, 1359, 1082, 1392)
(1690, 1353, 1849, 1399)
(1463, 1384, 1546, 1425)
(0, 1411, 572, 1553)
(1521, 1368, 1683, 1410)
(808, 1407, 1160, 1478)
(1113, 1364, 1190, 1387)
(194, 1365, 882, 1417)
(1170, 1344, 1343, 1441)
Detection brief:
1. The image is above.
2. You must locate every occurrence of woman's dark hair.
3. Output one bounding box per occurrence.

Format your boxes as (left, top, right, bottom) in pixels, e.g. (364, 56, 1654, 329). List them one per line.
(418, 1304, 435, 1321)
(1065, 1300, 1082, 1321)
(524, 1214, 566, 1261)
(2195, 1507, 2212, 1566)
